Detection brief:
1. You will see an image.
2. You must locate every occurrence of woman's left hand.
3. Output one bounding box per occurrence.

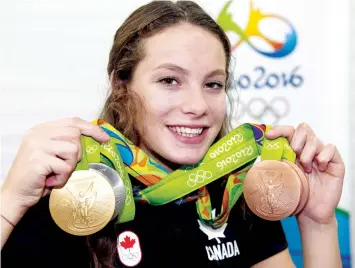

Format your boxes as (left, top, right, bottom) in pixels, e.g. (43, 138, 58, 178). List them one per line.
(265, 123, 345, 225)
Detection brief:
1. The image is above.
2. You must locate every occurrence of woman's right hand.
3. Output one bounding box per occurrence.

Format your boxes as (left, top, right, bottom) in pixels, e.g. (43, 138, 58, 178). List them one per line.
(1, 117, 110, 226)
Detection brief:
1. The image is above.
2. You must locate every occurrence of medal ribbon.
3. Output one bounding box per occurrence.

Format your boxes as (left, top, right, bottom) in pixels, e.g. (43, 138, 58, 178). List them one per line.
(195, 128, 296, 228)
(75, 136, 136, 223)
(75, 119, 297, 229)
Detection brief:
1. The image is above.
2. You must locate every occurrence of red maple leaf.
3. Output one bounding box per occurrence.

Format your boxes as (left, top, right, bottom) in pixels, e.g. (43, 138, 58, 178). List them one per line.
(120, 235, 136, 250)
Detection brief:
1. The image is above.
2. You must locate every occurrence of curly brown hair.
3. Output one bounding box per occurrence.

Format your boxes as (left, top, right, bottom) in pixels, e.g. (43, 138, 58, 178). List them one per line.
(89, 1, 236, 267)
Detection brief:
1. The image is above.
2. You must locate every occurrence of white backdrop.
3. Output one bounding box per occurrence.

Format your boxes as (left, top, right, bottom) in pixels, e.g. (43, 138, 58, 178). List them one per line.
(1, 0, 353, 262)
(350, 0, 355, 262)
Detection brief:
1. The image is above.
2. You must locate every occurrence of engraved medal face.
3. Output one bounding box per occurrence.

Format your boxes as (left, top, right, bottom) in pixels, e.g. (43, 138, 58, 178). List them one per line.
(49, 169, 115, 236)
(88, 163, 126, 219)
(244, 160, 302, 221)
(283, 160, 310, 215)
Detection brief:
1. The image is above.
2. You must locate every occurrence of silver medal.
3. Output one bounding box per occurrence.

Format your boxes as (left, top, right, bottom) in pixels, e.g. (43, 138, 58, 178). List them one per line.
(88, 163, 126, 219)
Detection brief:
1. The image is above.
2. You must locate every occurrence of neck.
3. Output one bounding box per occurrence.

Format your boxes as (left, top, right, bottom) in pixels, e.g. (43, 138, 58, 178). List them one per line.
(138, 143, 182, 172)
(137, 134, 223, 173)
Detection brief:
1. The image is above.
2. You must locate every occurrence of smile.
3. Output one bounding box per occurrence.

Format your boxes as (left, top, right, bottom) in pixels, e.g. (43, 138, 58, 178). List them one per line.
(168, 126, 203, 137)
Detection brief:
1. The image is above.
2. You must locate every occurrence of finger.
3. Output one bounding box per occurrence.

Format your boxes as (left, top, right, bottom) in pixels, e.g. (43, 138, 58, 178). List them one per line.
(43, 140, 81, 168)
(36, 127, 82, 159)
(317, 144, 344, 172)
(265, 125, 295, 143)
(61, 117, 110, 142)
(48, 127, 83, 160)
(42, 187, 52, 197)
(290, 123, 315, 157)
(44, 156, 74, 188)
(299, 136, 324, 173)
(41, 117, 110, 143)
(45, 126, 82, 142)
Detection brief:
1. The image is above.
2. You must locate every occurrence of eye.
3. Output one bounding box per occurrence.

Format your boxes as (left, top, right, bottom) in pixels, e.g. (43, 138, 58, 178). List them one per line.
(205, 81, 224, 89)
(158, 77, 179, 87)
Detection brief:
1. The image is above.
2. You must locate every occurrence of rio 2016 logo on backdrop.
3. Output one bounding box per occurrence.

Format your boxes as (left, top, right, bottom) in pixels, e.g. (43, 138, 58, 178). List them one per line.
(217, 0, 297, 58)
(216, 0, 303, 90)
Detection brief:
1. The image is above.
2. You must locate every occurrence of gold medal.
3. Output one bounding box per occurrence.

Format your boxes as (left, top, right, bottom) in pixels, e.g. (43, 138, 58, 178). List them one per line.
(49, 169, 115, 236)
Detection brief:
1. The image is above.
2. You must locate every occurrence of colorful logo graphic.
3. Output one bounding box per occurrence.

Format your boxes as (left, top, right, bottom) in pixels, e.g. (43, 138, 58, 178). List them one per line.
(217, 0, 297, 58)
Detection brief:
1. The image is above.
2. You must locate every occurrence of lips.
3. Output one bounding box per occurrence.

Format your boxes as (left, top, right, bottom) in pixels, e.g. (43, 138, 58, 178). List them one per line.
(167, 125, 209, 145)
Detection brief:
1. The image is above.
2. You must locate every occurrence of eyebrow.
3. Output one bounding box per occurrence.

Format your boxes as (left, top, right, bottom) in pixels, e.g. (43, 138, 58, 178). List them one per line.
(207, 69, 227, 78)
(154, 63, 189, 75)
(154, 63, 226, 78)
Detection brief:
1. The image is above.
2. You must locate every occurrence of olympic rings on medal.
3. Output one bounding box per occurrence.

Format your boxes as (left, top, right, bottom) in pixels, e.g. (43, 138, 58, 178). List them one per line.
(187, 170, 213, 187)
(233, 97, 290, 125)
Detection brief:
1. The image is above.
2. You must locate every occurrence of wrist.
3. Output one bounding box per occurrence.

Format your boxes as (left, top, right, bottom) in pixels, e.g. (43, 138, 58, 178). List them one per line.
(297, 214, 338, 233)
(1, 188, 29, 226)
(296, 214, 341, 268)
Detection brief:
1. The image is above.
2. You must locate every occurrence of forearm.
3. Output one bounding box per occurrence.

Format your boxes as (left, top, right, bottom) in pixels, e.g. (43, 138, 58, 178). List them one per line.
(1, 189, 28, 249)
(1, 216, 15, 249)
(298, 215, 341, 268)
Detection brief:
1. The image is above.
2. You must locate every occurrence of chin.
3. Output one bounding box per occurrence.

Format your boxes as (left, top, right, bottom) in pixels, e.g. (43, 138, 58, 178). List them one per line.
(167, 152, 205, 165)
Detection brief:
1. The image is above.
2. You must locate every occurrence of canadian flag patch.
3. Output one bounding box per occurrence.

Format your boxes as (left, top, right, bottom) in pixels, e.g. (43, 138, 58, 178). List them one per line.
(117, 231, 142, 267)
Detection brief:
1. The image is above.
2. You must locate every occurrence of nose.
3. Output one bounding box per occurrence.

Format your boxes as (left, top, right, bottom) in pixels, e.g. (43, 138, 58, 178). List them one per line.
(180, 87, 209, 117)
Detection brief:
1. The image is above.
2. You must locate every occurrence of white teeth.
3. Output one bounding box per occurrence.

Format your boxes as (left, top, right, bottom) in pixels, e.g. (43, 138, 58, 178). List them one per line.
(169, 126, 204, 136)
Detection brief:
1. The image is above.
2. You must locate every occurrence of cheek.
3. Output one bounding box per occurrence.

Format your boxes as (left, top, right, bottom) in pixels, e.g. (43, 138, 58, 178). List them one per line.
(131, 85, 180, 132)
(208, 96, 227, 122)
(142, 96, 173, 125)
(216, 107, 227, 126)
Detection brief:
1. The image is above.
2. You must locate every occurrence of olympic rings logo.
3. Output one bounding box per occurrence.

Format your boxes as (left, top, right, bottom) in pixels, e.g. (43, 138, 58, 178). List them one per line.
(101, 143, 132, 205)
(86, 145, 98, 154)
(232, 97, 290, 125)
(187, 170, 213, 187)
(121, 252, 139, 261)
(265, 142, 281, 150)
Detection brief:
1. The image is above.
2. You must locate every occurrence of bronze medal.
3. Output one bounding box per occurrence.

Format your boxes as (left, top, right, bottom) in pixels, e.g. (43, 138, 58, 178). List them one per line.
(88, 163, 126, 219)
(49, 169, 115, 236)
(283, 160, 310, 215)
(243, 160, 307, 221)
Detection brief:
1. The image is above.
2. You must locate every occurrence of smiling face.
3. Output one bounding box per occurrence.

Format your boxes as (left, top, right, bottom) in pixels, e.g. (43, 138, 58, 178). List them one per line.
(129, 22, 227, 170)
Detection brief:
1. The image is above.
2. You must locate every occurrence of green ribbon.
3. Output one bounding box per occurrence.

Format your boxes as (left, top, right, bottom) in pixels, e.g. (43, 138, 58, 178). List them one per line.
(74, 119, 297, 229)
(261, 138, 296, 162)
(75, 136, 135, 223)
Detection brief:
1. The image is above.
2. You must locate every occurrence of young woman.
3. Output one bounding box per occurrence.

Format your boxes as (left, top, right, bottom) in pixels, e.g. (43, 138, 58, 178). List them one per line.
(1, 1, 344, 268)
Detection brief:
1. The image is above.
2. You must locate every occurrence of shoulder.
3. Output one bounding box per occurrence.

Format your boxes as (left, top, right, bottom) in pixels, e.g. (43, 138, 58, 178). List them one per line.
(2, 196, 90, 268)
